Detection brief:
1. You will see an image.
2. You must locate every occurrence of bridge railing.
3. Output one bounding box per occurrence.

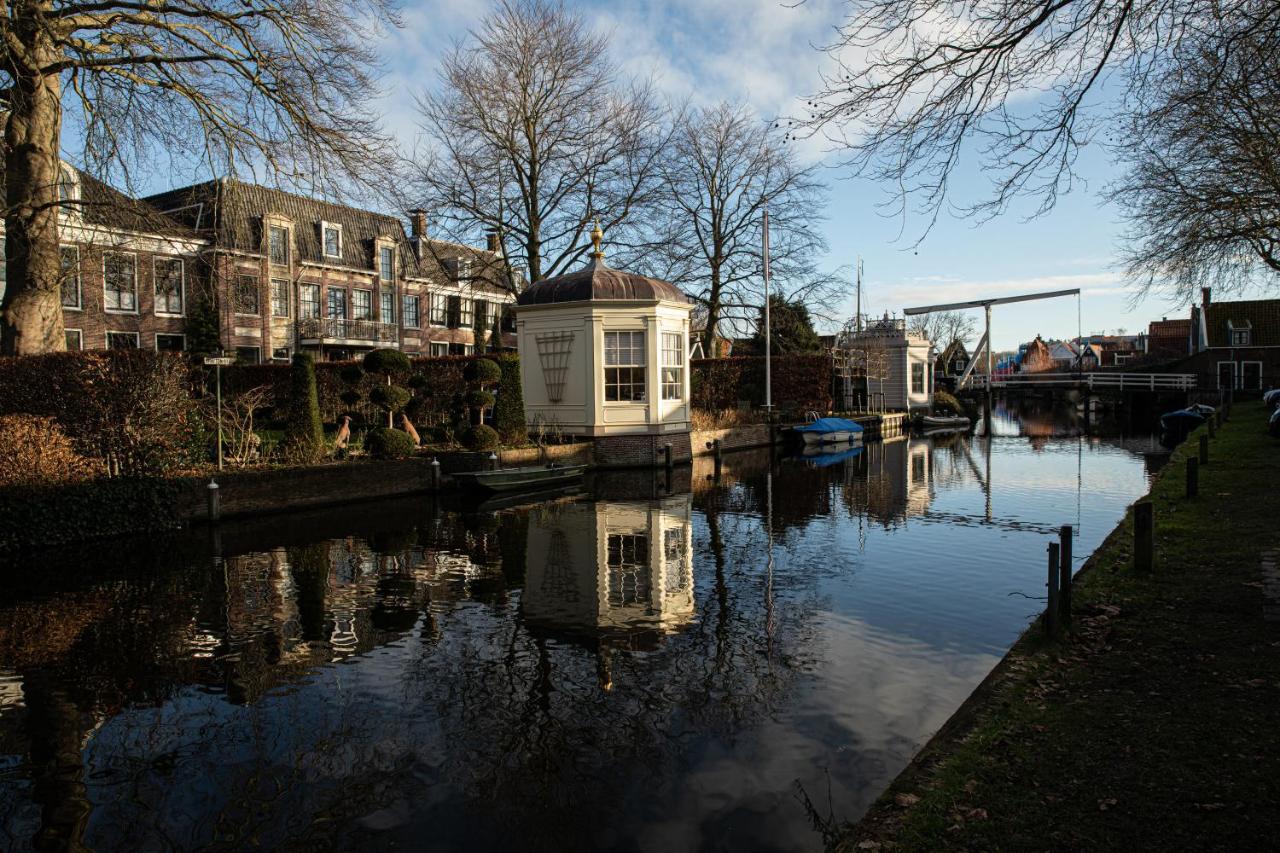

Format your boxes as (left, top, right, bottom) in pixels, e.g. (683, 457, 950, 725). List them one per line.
(965, 372, 1196, 391)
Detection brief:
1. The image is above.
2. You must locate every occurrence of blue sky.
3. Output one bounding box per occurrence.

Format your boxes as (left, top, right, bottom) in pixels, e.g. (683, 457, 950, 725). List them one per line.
(373, 0, 1208, 349)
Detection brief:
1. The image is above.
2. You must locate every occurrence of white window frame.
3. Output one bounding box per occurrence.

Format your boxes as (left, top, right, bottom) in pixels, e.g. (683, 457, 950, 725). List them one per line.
(1114, 353, 1131, 366)
(429, 292, 449, 326)
(1231, 329, 1251, 347)
(270, 278, 290, 318)
(299, 283, 321, 319)
(661, 332, 683, 401)
(402, 294, 420, 329)
(326, 286, 347, 319)
(106, 330, 140, 349)
(58, 165, 82, 223)
(458, 297, 474, 328)
(604, 330, 647, 403)
(60, 245, 81, 310)
(103, 251, 138, 314)
(64, 328, 82, 351)
(461, 343, 474, 355)
(380, 289, 395, 323)
(155, 333, 186, 353)
(321, 221, 343, 258)
(379, 245, 395, 282)
(1216, 360, 1236, 390)
(153, 256, 185, 317)
(235, 346, 262, 364)
(272, 346, 291, 362)
(268, 224, 291, 266)
(429, 341, 449, 356)
(233, 273, 261, 317)
(1240, 360, 1263, 391)
(352, 287, 373, 320)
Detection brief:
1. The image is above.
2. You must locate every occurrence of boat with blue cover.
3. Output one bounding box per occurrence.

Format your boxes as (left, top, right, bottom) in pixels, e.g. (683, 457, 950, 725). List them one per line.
(793, 416, 865, 446)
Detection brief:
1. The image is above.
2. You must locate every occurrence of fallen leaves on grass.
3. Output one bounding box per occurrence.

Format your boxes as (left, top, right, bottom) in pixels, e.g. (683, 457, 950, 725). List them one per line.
(893, 793, 920, 808)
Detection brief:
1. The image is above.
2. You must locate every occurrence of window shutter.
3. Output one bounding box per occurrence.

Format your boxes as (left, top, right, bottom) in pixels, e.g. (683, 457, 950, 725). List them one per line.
(447, 295, 461, 328)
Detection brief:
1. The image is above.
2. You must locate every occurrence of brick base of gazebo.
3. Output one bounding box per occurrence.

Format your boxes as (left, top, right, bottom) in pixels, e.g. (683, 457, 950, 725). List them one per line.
(592, 432, 693, 468)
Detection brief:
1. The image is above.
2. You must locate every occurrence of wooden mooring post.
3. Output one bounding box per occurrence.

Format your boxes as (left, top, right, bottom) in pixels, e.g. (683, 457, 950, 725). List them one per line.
(1059, 525, 1073, 627)
(1186, 456, 1199, 498)
(1134, 501, 1154, 572)
(1199, 434, 1209, 465)
(1046, 541, 1061, 638)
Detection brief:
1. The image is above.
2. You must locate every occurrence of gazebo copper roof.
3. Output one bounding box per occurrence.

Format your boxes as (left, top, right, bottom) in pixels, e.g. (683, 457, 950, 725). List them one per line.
(516, 222, 690, 307)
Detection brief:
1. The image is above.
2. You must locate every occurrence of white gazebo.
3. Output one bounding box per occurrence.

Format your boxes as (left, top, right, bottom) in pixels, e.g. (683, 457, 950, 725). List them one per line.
(514, 223, 695, 465)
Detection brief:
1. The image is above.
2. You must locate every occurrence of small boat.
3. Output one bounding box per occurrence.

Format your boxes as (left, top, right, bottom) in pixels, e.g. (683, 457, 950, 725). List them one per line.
(452, 463, 587, 494)
(1186, 403, 1216, 417)
(1262, 388, 1280, 406)
(920, 415, 971, 431)
(793, 416, 865, 446)
(1159, 408, 1205, 432)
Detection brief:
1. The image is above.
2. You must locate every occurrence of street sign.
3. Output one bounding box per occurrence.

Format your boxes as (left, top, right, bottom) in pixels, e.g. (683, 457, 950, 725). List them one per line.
(203, 356, 236, 366)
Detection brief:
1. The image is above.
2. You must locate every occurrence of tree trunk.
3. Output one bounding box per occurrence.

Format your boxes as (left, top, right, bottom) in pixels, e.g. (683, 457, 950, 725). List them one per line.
(701, 263, 722, 357)
(2, 23, 66, 355)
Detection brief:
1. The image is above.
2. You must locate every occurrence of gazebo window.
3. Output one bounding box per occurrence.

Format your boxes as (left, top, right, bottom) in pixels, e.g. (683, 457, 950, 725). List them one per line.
(604, 330, 646, 402)
(661, 332, 683, 400)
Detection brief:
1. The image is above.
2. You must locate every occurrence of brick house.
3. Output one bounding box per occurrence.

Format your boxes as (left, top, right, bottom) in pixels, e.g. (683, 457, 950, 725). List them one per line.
(1183, 289, 1280, 391)
(2, 167, 517, 361)
(1, 165, 208, 353)
(143, 179, 517, 362)
(1146, 317, 1192, 359)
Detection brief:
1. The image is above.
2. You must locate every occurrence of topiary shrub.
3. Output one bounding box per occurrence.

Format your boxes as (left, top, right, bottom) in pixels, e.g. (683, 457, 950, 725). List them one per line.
(339, 389, 362, 408)
(464, 358, 502, 386)
(0, 414, 99, 487)
(462, 424, 499, 452)
(363, 348, 412, 378)
(493, 354, 527, 444)
(465, 389, 496, 410)
(282, 353, 326, 463)
(371, 384, 412, 412)
(364, 426, 416, 460)
(338, 363, 365, 385)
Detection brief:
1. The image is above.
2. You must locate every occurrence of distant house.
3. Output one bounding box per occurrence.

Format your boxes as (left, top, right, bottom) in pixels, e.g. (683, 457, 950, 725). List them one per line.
(1046, 340, 1079, 371)
(1147, 317, 1192, 359)
(935, 339, 970, 379)
(1020, 336, 1056, 373)
(1183, 289, 1280, 390)
(842, 315, 933, 411)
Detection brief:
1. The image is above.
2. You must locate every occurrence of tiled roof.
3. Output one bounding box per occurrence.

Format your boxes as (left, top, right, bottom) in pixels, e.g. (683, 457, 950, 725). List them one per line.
(75, 170, 196, 237)
(517, 257, 689, 306)
(142, 179, 513, 293)
(1204, 299, 1280, 347)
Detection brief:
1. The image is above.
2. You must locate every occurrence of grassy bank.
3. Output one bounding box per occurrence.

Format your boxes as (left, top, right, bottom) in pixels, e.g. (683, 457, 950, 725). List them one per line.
(838, 402, 1280, 851)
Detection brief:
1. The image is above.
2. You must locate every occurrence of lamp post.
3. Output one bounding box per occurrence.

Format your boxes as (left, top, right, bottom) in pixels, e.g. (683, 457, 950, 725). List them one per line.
(762, 205, 772, 415)
(204, 354, 235, 471)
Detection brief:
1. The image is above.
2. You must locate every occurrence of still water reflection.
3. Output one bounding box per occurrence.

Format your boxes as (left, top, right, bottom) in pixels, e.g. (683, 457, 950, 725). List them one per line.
(0, 410, 1161, 852)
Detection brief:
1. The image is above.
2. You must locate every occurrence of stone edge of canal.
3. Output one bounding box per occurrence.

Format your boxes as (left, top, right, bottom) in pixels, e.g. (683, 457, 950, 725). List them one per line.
(834, 400, 1278, 851)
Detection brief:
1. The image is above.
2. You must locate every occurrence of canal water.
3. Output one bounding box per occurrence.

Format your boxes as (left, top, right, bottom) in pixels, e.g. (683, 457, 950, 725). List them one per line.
(0, 409, 1163, 852)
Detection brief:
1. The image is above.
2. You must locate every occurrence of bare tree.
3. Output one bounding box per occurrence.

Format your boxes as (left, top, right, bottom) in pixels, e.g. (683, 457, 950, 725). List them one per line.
(0, 0, 399, 355)
(796, 0, 1278, 231)
(414, 0, 670, 287)
(652, 102, 837, 354)
(907, 310, 976, 349)
(1111, 9, 1280, 301)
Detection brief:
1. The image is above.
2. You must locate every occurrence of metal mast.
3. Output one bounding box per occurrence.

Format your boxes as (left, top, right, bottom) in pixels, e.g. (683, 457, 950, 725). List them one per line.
(763, 206, 772, 413)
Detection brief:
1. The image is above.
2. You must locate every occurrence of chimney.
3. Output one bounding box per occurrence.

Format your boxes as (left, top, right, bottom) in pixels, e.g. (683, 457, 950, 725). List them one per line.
(408, 208, 427, 239)
(1201, 287, 1211, 308)
(485, 230, 502, 255)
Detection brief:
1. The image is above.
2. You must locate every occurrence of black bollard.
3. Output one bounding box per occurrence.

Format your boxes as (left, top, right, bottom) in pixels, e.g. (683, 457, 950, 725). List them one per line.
(713, 438, 723, 479)
(1059, 525, 1073, 626)
(1186, 456, 1199, 498)
(1046, 541, 1061, 639)
(207, 478, 221, 522)
(664, 443, 674, 473)
(1199, 434, 1209, 465)
(1134, 501, 1154, 572)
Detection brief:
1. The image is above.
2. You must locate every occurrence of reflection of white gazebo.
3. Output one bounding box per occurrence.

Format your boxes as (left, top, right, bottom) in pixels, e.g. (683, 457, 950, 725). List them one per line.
(521, 494, 695, 642)
(514, 223, 695, 465)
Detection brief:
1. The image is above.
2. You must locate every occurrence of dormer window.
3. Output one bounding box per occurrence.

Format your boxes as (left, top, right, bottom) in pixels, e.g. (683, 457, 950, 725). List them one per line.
(379, 245, 395, 282)
(56, 165, 81, 221)
(455, 257, 473, 281)
(321, 221, 342, 258)
(1228, 321, 1252, 347)
(269, 225, 290, 265)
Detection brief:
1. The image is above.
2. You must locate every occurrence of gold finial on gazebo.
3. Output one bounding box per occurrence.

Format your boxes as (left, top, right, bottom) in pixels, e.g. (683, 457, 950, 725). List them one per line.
(590, 218, 605, 260)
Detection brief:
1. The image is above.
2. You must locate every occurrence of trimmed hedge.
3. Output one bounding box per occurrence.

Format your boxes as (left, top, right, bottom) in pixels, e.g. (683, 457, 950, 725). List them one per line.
(493, 354, 527, 443)
(364, 427, 416, 460)
(0, 478, 182, 551)
(691, 355, 832, 415)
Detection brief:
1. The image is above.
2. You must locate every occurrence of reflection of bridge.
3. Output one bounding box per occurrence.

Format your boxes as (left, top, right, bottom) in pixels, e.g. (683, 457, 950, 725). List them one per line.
(970, 372, 1196, 391)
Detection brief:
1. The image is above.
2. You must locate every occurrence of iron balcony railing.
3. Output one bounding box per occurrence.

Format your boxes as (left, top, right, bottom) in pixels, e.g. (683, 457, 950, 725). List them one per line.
(297, 317, 399, 344)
